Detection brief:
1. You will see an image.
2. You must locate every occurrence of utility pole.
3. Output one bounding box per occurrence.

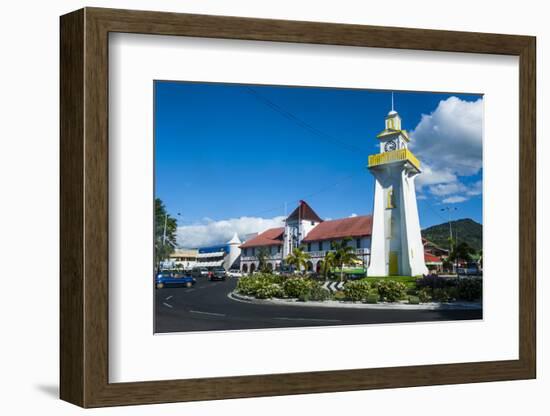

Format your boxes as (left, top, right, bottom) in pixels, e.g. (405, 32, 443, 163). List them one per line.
(441, 207, 457, 273)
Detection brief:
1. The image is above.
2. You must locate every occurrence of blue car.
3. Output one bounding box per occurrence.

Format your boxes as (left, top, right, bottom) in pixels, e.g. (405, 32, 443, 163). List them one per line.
(155, 272, 196, 289)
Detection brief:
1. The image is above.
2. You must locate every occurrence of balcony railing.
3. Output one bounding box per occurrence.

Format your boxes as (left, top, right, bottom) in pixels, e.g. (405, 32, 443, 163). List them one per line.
(368, 148, 420, 171)
(241, 248, 369, 261)
(241, 253, 283, 261)
(306, 248, 370, 259)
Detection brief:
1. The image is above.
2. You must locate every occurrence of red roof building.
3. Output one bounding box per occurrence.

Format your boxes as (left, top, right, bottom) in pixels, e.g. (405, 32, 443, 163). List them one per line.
(302, 215, 372, 242)
(240, 227, 284, 248)
(424, 252, 442, 263)
(286, 200, 323, 223)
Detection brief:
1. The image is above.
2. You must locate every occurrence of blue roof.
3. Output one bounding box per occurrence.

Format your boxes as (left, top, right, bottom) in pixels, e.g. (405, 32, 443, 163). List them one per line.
(198, 244, 229, 254)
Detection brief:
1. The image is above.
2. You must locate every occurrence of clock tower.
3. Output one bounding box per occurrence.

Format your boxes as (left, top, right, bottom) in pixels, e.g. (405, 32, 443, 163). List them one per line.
(367, 101, 428, 277)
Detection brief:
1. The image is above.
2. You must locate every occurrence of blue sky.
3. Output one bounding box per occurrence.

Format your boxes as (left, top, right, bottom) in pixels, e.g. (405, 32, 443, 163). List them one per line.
(154, 81, 482, 248)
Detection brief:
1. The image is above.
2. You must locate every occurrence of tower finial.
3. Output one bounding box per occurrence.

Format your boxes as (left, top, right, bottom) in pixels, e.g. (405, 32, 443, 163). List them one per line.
(391, 92, 394, 112)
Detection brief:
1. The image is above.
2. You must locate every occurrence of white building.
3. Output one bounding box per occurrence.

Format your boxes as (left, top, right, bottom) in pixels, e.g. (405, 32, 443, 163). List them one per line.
(194, 233, 242, 270)
(163, 248, 198, 270)
(240, 200, 372, 274)
(240, 106, 428, 277)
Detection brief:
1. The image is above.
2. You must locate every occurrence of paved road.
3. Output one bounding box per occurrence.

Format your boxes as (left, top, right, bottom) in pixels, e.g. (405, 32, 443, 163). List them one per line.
(155, 278, 482, 333)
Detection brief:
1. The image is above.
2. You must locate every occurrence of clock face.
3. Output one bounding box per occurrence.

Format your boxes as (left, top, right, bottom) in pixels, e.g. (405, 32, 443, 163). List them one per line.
(384, 140, 397, 152)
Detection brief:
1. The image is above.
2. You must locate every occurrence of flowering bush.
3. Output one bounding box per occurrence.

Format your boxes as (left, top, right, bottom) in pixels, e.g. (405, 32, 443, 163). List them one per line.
(237, 274, 284, 298)
(298, 285, 331, 302)
(373, 280, 407, 302)
(282, 277, 315, 298)
(255, 283, 284, 299)
(343, 280, 371, 302)
(417, 288, 432, 303)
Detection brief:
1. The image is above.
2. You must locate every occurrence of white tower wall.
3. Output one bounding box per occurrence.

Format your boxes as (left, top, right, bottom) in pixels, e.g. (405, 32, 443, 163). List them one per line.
(367, 107, 428, 277)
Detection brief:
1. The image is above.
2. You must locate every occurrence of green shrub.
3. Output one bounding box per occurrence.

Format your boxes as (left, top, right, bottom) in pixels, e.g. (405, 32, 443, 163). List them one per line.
(408, 295, 420, 305)
(255, 283, 284, 299)
(417, 288, 432, 303)
(343, 280, 371, 302)
(332, 291, 346, 301)
(282, 277, 315, 298)
(374, 280, 406, 302)
(302, 285, 331, 301)
(432, 288, 451, 303)
(457, 278, 482, 301)
(366, 290, 379, 304)
(236, 274, 285, 298)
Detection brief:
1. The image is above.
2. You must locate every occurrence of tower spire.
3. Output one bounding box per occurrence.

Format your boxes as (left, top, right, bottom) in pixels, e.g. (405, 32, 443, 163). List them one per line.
(391, 91, 394, 112)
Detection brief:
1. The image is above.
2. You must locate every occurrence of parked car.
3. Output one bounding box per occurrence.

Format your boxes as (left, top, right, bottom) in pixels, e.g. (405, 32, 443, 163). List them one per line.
(226, 269, 243, 278)
(191, 267, 209, 278)
(155, 272, 196, 289)
(457, 262, 482, 277)
(207, 267, 227, 281)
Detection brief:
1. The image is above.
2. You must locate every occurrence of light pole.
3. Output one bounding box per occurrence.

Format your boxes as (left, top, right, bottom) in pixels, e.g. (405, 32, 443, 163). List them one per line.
(441, 207, 457, 273)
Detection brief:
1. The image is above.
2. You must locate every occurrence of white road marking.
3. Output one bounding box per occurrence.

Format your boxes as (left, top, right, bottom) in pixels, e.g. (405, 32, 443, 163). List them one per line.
(273, 317, 341, 323)
(190, 310, 226, 317)
(165, 295, 173, 300)
(162, 302, 173, 308)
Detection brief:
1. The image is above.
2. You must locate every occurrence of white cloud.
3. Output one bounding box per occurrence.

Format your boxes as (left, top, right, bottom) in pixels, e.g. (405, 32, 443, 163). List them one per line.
(429, 182, 468, 197)
(410, 96, 483, 203)
(177, 215, 285, 248)
(349, 213, 358, 218)
(442, 196, 468, 204)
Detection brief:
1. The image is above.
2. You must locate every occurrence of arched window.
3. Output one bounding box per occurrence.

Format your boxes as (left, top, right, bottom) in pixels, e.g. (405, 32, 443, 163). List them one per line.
(242, 264, 248, 273)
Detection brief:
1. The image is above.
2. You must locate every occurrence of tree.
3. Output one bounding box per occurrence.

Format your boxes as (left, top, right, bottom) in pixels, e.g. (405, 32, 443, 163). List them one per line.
(320, 251, 336, 280)
(257, 247, 271, 273)
(331, 238, 358, 282)
(285, 247, 310, 275)
(155, 198, 178, 272)
(449, 241, 475, 265)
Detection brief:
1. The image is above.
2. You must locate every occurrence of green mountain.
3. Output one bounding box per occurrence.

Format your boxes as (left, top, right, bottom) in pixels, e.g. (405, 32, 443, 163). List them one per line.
(422, 218, 482, 253)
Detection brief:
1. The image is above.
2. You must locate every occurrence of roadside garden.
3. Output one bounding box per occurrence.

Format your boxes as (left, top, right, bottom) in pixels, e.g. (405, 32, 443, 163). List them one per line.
(235, 273, 482, 305)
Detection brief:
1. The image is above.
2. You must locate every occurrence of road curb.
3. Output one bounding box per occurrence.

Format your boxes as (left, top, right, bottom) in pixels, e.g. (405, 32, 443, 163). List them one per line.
(229, 292, 482, 311)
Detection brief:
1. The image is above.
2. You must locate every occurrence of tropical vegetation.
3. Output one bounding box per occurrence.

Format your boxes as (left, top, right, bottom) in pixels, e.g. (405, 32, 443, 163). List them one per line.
(154, 198, 178, 272)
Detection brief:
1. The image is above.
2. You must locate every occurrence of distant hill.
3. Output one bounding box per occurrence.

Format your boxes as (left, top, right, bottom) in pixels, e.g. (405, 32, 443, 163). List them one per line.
(422, 218, 482, 253)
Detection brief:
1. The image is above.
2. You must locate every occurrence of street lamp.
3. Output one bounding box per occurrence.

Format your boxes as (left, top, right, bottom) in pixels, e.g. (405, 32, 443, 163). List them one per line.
(441, 207, 457, 273)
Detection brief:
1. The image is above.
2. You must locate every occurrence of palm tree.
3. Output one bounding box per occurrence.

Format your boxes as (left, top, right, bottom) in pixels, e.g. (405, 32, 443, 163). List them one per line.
(331, 238, 358, 282)
(321, 251, 335, 280)
(285, 247, 310, 275)
(257, 247, 271, 273)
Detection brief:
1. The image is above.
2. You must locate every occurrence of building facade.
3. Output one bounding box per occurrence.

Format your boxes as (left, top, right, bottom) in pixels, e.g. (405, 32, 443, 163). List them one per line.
(239, 201, 372, 274)
(195, 233, 242, 270)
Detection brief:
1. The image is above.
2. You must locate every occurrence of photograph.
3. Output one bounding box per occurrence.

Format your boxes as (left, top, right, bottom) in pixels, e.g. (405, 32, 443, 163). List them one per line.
(153, 81, 484, 333)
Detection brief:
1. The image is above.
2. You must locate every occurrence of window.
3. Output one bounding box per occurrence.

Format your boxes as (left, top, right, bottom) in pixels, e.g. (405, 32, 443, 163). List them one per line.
(319, 241, 323, 251)
(311, 221, 315, 226)
(387, 187, 394, 209)
(356, 238, 361, 249)
(243, 248, 247, 256)
(277, 245, 281, 253)
(252, 248, 255, 256)
(307, 243, 311, 251)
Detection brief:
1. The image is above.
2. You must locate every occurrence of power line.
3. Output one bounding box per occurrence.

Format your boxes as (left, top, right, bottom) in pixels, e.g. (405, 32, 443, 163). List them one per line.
(243, 86, 369, 155)
(250, 171, 362, 218)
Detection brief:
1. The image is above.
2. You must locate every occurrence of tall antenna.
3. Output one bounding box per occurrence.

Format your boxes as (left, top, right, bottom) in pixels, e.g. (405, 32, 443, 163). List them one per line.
(391, 91, 394, 112)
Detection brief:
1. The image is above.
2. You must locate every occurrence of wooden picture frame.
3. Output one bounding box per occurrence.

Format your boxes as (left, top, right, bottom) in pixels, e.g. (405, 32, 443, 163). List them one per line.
(60, 7, 536, 408)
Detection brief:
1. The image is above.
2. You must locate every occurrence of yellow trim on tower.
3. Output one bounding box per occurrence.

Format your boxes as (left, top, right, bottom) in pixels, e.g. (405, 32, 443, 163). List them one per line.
(368, 148, 421, 171)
